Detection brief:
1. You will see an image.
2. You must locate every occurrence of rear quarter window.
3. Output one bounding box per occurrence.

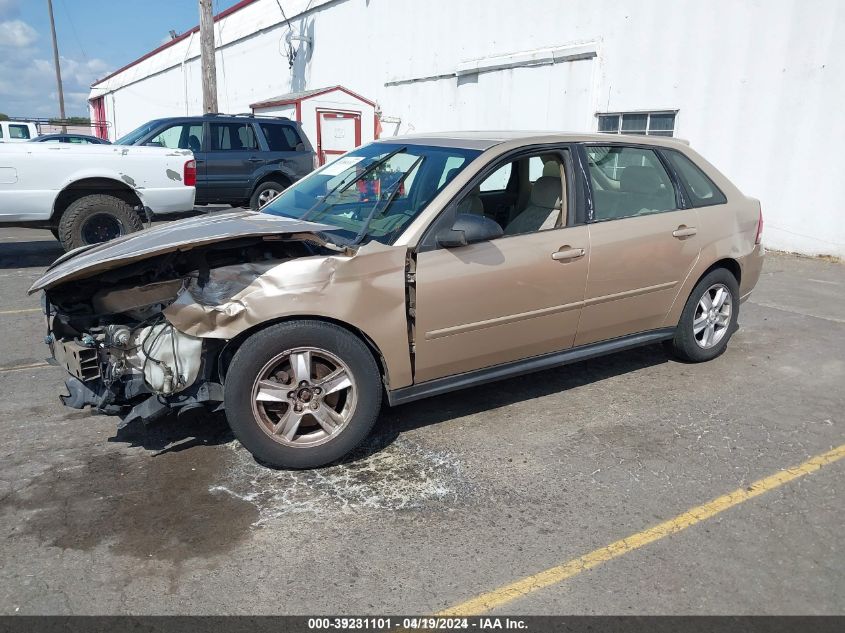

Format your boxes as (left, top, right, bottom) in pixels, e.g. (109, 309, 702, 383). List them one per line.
(663, 150, 727, 207)
(260, 123, 302, 151)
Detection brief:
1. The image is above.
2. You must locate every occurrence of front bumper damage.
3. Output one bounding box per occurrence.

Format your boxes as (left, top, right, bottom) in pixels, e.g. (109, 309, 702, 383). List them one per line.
(60, 375, 224, 427)
(47, 315, 224, 428)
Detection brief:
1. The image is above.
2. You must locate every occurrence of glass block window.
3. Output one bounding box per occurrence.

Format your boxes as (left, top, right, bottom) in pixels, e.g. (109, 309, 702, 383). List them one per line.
(596, 111, 677, 137)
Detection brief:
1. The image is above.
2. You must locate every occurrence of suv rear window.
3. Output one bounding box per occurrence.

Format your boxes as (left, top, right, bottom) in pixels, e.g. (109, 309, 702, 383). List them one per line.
(260, 123, 302, 152)
(210, 122, 259, 151)
(663, 150, 727, 207)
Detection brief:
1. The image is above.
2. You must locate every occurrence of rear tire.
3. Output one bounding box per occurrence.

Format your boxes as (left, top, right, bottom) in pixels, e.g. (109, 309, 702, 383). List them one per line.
(666, 268, 740, 362)
(223, 320, 382, 469)
(57, 194, 143, 251)
(249, 180, 287, 210)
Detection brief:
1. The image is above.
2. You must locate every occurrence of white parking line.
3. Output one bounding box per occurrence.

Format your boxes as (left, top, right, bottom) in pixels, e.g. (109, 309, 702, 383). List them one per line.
(750, 301, 845, 325)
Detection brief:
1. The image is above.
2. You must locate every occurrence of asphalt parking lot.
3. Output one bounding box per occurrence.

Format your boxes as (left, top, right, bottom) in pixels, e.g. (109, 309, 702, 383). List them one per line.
(0, 226, 842, 615)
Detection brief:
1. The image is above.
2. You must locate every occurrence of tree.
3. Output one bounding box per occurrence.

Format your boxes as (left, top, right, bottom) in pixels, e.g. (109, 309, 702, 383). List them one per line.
(0, 113, 9, 121)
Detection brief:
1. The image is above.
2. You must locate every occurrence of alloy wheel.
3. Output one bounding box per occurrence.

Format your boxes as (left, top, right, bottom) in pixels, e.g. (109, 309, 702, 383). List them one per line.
(250, 347, 357, 448)
(257, 188, 281, 208)
(693, 283, 733, 349)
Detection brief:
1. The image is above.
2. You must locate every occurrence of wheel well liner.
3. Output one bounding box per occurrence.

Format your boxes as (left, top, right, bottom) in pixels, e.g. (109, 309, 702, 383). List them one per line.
(216, 315, 389, 388)
(700, 258, 741, 285)
(52, 178, 143, 222)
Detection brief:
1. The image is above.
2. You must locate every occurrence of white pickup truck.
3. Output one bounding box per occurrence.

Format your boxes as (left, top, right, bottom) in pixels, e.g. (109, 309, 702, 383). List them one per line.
(0, 142, 196, 250)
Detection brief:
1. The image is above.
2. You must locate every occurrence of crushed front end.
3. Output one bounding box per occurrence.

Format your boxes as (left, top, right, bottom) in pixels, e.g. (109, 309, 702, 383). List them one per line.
(33, 211, 340, 428)
(45, 275, 225, 427)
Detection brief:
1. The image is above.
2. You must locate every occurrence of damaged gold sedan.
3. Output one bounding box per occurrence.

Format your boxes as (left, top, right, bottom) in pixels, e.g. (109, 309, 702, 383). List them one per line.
(31, 133, 764, 468)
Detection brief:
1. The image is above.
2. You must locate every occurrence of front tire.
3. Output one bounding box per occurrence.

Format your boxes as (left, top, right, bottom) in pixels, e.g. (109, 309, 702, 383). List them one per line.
(57, 194, 143, 251)
(666, 268, 739, 362)
(223, 320, 382, 469)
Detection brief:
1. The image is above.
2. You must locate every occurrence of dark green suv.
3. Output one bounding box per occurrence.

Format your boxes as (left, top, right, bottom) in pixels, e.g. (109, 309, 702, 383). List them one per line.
(115, 114, 317, 209)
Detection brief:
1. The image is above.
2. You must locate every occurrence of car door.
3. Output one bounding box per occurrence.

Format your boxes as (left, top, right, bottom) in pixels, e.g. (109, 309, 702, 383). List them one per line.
(412, 147, 590, 383)
(206, 121, 260, 203)
(575, 143, 701, 347)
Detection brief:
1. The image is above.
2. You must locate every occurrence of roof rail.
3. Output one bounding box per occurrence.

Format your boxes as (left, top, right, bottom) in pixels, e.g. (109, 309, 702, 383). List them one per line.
(230, 112, 291, 120)
(199, 112, 291, 121)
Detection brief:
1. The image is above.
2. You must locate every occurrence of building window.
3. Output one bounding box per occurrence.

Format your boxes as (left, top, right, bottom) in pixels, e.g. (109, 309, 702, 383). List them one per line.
(597, 111, 676, 137)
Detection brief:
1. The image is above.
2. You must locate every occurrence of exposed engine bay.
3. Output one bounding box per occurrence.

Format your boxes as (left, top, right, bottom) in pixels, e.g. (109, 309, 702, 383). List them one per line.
(44, 236, 327, 427)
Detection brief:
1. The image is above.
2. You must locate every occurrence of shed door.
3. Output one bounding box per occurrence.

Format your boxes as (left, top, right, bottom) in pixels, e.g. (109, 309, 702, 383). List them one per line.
(90, 97, 107, 140)
(316, 110, 361, 165)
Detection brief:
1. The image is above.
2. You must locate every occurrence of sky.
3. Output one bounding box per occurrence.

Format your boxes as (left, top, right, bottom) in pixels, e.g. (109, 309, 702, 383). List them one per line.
(0, 0, 237, 118)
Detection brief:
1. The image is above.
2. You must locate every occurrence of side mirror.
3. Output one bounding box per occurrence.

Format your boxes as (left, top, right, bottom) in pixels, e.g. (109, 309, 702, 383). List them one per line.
(436, 213, 503, 248)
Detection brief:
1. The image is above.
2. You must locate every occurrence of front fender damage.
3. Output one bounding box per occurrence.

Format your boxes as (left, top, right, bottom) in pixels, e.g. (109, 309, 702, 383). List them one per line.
(42, 235, 411, 429)
(163, 241, 413, 388)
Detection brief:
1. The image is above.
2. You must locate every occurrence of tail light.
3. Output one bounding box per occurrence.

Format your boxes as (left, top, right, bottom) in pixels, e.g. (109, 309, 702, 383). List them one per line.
(755, 206, 763, 245)
(183, 159, 196, 187)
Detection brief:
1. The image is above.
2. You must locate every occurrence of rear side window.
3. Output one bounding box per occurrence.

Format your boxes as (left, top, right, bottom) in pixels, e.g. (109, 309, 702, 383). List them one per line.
(9, 124, 31, 139)
(585, 145, 679, 221)
(211, 123, 259, 151)
(663, 150, 727, 207)
(260, 123, 302, 151)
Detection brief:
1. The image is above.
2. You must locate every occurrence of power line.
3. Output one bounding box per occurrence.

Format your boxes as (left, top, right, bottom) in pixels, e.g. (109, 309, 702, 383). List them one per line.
(58, 0, 89, 64)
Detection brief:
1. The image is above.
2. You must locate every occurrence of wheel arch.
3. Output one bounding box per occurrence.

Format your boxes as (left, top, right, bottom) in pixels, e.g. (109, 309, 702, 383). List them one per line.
(664, 256, 742, 328)
(700, 257, 741, 285)
(51, 178, 143, 223)
(249, 170, 293, 196)
(216, 315, 390, 390)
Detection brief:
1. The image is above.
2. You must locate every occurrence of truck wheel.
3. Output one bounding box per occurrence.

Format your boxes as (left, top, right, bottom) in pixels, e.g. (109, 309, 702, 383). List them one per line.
(223, 320, 382, 469)
(249, 180, 287, 210)
(57, 194, 144, 251)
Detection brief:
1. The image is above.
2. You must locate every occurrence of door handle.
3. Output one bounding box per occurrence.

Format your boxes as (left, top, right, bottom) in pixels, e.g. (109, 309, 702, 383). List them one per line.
(551, 247, 585, 261)
(247, 157, 263, 163)
(672, 226, 697, 238)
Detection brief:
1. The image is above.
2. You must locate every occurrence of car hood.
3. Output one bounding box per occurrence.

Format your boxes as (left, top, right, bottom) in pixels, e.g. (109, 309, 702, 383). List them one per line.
(29, 210, 339, 293)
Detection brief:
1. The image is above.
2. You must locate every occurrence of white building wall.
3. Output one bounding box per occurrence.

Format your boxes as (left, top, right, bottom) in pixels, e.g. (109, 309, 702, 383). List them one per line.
(90, 0, 845, 257)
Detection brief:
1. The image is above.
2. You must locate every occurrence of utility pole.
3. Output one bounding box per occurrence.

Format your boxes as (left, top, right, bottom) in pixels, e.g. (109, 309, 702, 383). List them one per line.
(198, 0, 218, 113)
(46, 0, 66, 131)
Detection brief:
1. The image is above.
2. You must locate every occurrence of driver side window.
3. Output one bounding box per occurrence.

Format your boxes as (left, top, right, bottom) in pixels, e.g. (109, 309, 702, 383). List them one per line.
(146, 123, 203, 152)
(451, 151, 568, 239)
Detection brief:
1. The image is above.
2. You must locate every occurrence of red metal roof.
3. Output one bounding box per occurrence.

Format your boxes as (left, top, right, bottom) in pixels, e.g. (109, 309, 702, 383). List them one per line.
(91, 0, 261, 88)
(250, 85, 377, 109)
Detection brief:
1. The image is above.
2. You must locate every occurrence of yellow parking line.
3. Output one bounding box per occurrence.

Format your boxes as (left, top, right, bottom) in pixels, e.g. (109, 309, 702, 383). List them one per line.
(0, 361, 51, 373)
(439, 443, 845, 616)
(0, 308, 41, 315)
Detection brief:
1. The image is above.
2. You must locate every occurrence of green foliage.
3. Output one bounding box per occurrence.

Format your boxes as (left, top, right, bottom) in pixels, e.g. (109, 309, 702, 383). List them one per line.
(0, 113, 9, 121)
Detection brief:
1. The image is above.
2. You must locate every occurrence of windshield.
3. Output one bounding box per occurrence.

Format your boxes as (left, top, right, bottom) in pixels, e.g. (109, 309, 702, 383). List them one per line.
(114, 120, 163, 145)
(261, 142, 481, 245)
